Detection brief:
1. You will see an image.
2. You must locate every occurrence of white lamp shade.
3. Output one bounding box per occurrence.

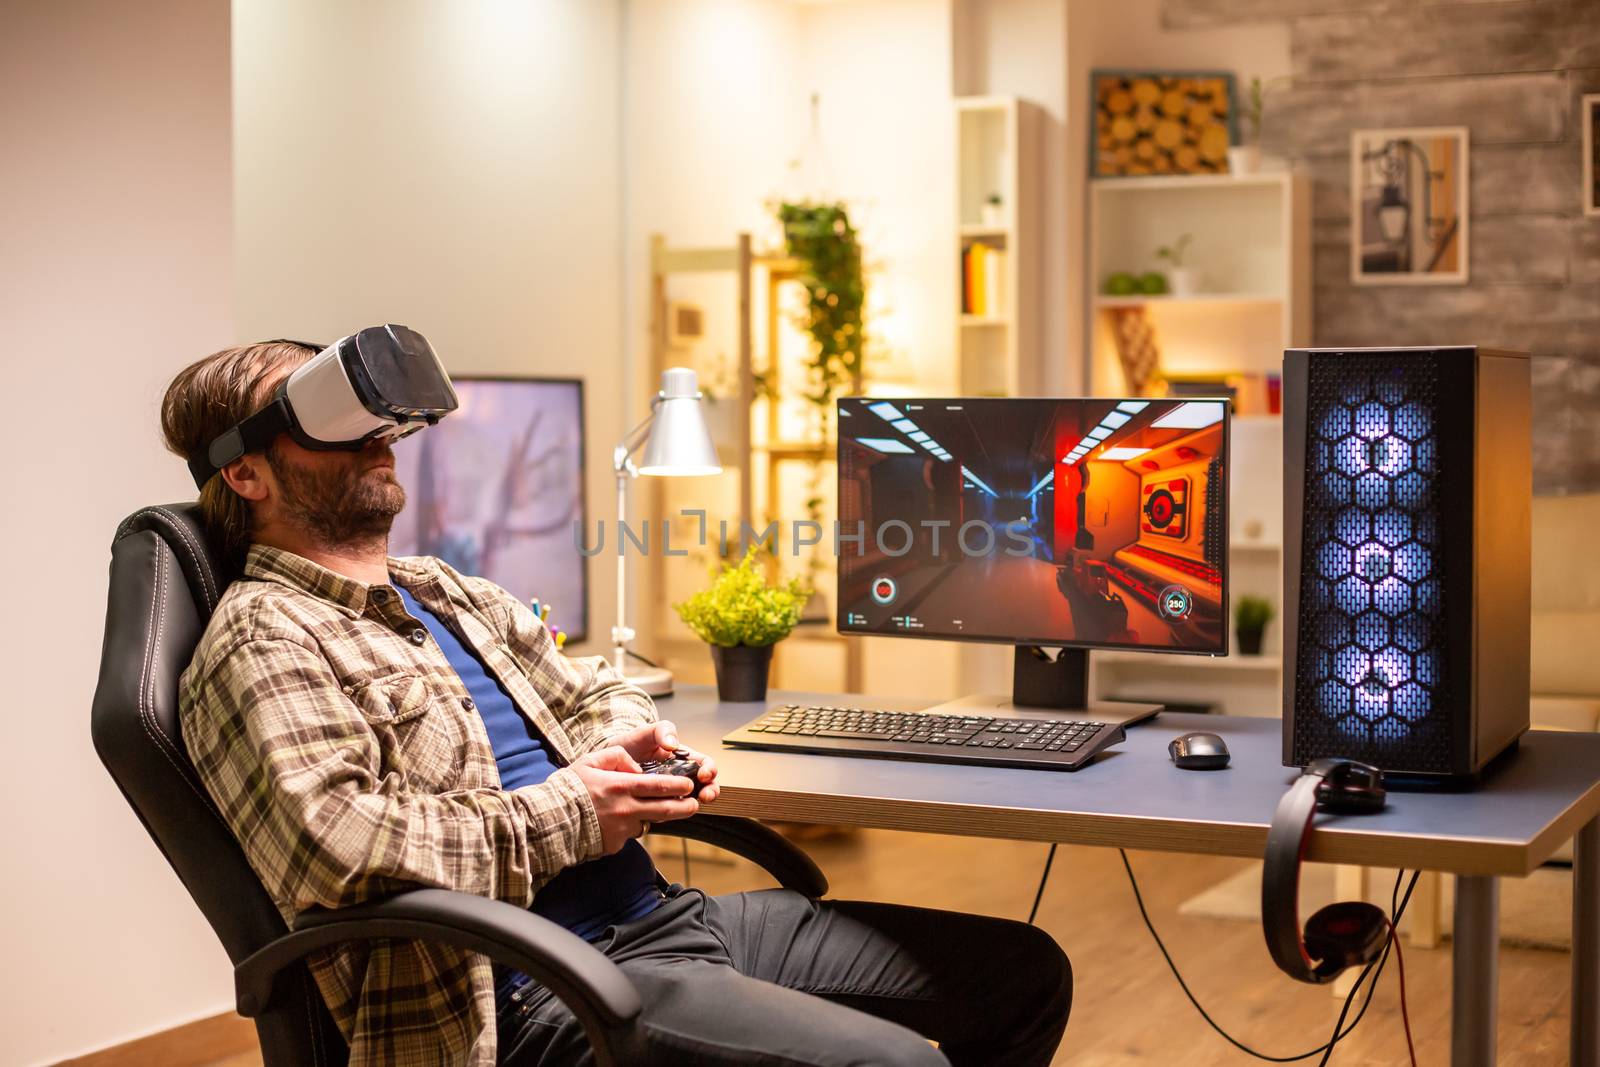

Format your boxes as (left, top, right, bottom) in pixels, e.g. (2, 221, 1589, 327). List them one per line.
(637, 368, 722, 476)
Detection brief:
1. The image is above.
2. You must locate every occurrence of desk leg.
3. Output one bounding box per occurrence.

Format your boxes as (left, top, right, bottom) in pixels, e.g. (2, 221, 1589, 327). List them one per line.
(1451, 874, 1498, 1067)
(1575, 815, 1600, 1067)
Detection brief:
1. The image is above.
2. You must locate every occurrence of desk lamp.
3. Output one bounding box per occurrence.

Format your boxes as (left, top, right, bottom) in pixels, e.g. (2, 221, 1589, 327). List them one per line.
(612, 367, 721, 695)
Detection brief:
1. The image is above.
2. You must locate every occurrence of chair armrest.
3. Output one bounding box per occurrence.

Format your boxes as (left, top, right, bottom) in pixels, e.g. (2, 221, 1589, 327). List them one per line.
(234, 888, 641, 1060)
(649, 813, 828, 898)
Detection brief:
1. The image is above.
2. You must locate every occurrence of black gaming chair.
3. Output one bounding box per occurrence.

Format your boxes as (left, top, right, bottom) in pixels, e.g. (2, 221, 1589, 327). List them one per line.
(90, 504, 827, 1067)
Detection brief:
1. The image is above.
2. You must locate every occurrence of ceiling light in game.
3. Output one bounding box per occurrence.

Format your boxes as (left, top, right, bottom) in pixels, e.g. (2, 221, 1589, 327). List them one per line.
(1151, 401, 1225, 430)
(857, 437, 916, 454)
(960, 465, 997, 496)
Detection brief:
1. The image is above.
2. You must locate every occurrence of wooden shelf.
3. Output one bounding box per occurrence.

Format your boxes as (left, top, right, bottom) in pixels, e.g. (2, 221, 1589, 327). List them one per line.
(1094, 651, 1282, 673)
(755, 442, 835, 460)
(959, 224, 1010, 239)
(1091, 172, 1294, 192)
(1094, 293, 1283, 308)
(960, 314, 1010, 327)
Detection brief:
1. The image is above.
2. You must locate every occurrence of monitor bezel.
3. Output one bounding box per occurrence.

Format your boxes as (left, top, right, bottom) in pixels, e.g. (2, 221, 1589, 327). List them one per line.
(402, 373, 590, 644)
(833, 395, 1231, 658)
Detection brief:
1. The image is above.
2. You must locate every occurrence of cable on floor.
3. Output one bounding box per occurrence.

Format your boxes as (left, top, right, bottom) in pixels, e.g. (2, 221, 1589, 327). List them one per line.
(1119, 849, 1421, 1063)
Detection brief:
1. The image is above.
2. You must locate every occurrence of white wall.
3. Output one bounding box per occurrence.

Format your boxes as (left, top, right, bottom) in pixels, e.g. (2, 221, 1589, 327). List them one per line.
(0, 1, 238, 1062)
(233, 0, 626, 658)
(798, 0, 957, 394)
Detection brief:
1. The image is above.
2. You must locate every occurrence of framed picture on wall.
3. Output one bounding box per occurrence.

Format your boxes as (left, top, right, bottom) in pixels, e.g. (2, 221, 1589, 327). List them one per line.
(1583, 95, 1600, 216)
(1350, 126, 1469, 285)
(1090, 70, 1236, 177)
(390, 377, 590, 641)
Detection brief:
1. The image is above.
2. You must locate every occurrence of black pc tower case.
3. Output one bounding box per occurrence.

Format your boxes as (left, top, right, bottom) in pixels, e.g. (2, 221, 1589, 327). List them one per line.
(1282, 346, 1530, 782)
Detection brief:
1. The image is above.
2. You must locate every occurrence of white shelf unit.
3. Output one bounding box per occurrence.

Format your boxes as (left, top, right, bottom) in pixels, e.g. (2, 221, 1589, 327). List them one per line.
(1082, 176, 1306, 716)
(956, 95, 1040, 398)
(1089, 399, 1292, 717)
(1086, 171, 1311, 397)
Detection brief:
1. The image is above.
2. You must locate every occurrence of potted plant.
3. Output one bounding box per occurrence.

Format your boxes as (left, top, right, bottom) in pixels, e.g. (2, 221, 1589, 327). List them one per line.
(673, 546, 809, 701)
(1231, 76, 1290, 176)
(1229, 76, 1266, 176)
(980, 192, 1005, 228)
(1234, 596, 1274, 656)
(1155, 234, 1196, 296)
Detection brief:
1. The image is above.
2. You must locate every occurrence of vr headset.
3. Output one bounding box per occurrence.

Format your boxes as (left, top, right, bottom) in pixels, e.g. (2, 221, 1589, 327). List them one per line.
(188, 324, 458, 491)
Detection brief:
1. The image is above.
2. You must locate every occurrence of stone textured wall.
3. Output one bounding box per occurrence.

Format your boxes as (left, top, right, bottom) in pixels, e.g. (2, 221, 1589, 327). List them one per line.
(1163, 0, 1600, 494)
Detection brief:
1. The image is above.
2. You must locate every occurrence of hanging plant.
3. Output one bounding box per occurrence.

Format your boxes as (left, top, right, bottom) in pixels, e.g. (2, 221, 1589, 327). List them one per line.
(774, 200, 867, 595)
(776, 201, 865, 413)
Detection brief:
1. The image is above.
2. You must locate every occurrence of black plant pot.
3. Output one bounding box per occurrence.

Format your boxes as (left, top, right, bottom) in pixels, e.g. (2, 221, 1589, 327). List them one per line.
(1236, 627, 1265, 656)
(709, 643, 775, 702)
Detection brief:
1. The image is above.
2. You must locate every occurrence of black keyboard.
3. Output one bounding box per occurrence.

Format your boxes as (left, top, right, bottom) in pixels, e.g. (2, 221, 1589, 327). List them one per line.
(723, 704, 1126, 771)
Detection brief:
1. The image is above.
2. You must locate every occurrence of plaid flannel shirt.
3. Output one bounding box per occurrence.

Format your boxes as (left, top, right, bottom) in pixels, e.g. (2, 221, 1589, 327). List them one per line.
(179, 545, 656, 1066)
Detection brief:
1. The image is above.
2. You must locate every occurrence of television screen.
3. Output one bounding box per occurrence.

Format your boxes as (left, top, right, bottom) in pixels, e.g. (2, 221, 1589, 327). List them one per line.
(837, 396, 1228, 653)
(391, 377, 589, 642)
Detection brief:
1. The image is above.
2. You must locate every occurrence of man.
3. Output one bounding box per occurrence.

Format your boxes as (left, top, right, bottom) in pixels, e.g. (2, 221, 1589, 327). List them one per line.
(163, 337, 1072, 1066)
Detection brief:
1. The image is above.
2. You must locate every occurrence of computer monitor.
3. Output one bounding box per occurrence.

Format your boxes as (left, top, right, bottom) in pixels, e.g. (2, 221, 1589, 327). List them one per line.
(391, 376, 589, 642)
(836, 396, 1229, 718)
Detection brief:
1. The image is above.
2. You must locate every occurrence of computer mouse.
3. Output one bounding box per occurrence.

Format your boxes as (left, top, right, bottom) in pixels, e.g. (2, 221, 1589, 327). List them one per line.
(1169, 732, 1230, 770)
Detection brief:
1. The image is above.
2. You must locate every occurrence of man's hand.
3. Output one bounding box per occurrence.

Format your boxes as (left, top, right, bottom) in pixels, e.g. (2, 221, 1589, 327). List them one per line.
(605, 720, 720, 804)
(568, 746, 699, 855)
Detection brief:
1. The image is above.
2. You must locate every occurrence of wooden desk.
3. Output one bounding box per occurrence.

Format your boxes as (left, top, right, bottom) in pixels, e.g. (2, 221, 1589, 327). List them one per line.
(659, 686, 1600, 1067)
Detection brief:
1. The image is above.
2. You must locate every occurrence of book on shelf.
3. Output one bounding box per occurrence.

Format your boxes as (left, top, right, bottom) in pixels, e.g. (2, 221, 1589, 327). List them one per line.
(961, 241, 1007, 317)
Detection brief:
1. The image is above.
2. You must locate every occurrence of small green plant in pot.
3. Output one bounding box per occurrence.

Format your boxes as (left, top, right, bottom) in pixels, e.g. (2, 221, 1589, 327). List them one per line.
(1155, 233, 1196, 296)
(673, 547, 810, 701)
(1234, 596, 1274, 656)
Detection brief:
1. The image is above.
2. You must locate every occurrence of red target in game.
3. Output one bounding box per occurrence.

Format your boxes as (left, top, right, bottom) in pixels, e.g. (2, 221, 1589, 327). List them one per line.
(1142, 476, 1190, 539)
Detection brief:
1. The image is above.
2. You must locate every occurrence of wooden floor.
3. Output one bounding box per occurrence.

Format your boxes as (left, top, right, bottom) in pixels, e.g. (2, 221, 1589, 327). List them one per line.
(189, 829, 1574, 1066)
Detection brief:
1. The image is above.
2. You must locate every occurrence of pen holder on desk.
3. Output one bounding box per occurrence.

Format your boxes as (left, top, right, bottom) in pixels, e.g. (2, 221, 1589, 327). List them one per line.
(710, 644, 774, 702)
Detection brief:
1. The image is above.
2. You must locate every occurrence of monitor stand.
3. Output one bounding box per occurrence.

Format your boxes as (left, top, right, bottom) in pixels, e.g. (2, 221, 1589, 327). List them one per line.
(920, 646, 1162, 728)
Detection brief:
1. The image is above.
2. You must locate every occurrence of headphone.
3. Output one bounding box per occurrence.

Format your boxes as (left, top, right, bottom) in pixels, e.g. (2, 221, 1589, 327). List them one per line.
(1261, 758, 1391, 984)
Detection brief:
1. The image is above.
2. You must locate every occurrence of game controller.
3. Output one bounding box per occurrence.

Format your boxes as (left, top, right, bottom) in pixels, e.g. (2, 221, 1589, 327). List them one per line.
(639, 748, 704, 798)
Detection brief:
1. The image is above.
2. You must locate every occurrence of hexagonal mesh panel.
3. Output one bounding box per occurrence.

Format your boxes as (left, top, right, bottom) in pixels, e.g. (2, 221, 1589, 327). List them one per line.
(1292, 353, 1454, 771)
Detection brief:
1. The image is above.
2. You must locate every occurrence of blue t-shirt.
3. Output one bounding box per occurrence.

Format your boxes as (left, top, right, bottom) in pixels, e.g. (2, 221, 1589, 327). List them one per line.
(393, 585, 663, 1001)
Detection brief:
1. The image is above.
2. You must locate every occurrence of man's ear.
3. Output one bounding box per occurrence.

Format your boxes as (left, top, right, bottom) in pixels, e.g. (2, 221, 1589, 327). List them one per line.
(220, 455, 270, 503)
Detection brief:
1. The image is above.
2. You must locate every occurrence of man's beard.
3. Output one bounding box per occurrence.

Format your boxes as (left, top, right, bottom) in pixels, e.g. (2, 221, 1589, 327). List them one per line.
(266, 443, 407, 551)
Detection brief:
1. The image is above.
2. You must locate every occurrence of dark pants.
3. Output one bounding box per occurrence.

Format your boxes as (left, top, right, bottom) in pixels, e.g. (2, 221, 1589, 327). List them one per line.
(499, 886, 1071, 1066)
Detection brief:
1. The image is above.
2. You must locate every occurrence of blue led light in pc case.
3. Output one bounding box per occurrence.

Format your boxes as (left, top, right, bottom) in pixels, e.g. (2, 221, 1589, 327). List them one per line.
(1284, 347, 1530, 782)
(1298, 357, 1446, 752)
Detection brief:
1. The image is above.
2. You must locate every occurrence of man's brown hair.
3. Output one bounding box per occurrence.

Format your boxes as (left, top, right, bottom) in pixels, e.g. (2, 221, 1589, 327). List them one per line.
(160, 341, 317, 562)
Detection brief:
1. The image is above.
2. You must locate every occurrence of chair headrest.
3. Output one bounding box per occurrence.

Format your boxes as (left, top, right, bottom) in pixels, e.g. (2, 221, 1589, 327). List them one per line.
(114, 503, 234, 621)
